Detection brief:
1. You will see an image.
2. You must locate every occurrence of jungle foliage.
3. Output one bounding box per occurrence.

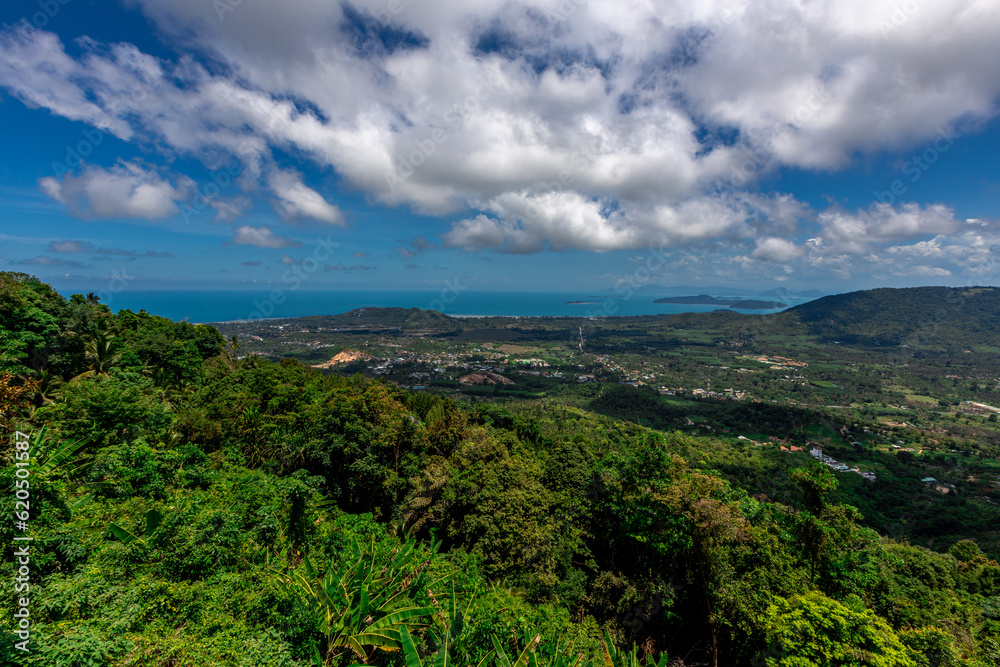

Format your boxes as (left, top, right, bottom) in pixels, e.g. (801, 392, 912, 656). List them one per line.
(2, 272, 1000, 667)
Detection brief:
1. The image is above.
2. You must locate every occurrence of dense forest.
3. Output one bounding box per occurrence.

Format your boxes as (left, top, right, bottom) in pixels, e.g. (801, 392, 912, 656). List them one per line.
(2, 272, 1000, 666)
(773, 286, 1000, 349)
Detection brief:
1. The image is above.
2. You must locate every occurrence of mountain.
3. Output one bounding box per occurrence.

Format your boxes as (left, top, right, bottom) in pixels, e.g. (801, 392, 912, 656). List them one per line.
(759, 287, 827, 298)
(633, 284, 765, 296)
(209, 307, 455, 330)
(653, 295, 786, 309)
(773, 286, 1000, 348)
(631, 285, 826, 298)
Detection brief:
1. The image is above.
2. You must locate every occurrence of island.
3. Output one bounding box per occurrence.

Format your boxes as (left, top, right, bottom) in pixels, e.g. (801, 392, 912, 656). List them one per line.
(653, 294, 785, 309)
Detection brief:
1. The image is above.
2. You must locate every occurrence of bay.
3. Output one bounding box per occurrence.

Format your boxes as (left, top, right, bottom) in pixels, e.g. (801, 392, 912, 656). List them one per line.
(99, 289, 813, 323)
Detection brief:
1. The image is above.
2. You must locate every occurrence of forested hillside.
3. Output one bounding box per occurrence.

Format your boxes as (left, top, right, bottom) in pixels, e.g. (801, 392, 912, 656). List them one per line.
(2, 272, 1000, 667)
(774, 286, 1000, 348)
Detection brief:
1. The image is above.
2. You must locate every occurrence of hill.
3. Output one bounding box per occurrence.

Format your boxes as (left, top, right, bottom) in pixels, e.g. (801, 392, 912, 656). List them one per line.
(323, 306, 454, 328)
(653, 295, 786, 309)
(210, 307, 456, 333)
(772, 286, 1000, 348)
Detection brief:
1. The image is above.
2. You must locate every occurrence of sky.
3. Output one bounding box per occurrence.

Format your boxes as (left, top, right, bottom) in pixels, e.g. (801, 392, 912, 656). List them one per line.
(0, 0, 998, 295)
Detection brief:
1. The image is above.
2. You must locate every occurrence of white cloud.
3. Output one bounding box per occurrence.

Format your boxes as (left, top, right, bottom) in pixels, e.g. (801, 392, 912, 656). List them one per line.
(208, 196, 252, 222)
(902, 265, 953, 277)
(231, 225, 301, 248)
(268, 170, 345, 226)
(812, 203, 960, 255)
(444, 192, 800, 253)
(2, 1, 1000, 262)
(752, 238, 804, 263)
(39, 161, 186, 220)
(0, 25, 131, 138)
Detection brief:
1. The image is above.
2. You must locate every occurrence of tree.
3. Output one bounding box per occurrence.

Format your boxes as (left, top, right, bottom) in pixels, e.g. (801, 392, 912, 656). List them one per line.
(655, 468, 748, 667)
(73, 330, 123, 380)
(791, 465, 838, 516)
(35, 371, 173, 447)
(763, 591, 916, 667)
(0, 372, 37, 435)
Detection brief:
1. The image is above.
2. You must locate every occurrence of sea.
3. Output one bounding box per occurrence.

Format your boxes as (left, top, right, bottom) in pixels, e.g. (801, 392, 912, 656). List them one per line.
(97, 289, 816, 323)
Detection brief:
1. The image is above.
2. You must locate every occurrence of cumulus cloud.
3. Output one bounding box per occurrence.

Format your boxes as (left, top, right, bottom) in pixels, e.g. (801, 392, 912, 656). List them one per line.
(208, 196, 252, 223)
(811, 203, 960, 255)
(752, 238, 804, 263)
(2, 1, 999, 263)
(39, 161, 186, 220)
(444, 192, 800, 253)
(901, 265, 953, 277)
(231, 225, 301, 248)
(268, 170, 345, 226)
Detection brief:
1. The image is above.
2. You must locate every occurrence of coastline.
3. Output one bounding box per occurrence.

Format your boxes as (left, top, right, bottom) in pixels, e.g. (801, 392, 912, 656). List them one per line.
(105, 289, 803, 323)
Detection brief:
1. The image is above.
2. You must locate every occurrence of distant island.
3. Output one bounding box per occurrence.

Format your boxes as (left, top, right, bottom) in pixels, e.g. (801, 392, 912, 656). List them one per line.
(653, 294, 785, 309)
(565, 300, 600, 304)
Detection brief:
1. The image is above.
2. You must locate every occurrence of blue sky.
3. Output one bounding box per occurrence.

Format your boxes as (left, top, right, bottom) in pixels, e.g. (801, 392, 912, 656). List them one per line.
(0, 0, 998, 295)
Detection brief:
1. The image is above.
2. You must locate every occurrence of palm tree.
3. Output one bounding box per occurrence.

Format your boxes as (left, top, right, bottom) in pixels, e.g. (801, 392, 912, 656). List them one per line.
(72, 331, 122, 381)
(224, 334, 242, 369)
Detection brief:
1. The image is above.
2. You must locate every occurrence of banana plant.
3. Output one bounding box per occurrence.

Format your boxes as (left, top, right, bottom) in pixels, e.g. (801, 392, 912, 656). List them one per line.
(599, 631, 671, 667)
(398, 625, 493, 667)
(29, 425, 94, 482)
(275, 535, 446, 665)
(425, 581, 479, 655)
(107, 508, 166, 544)
(526, 637, 594, 667)
(493, 633, 541, 667)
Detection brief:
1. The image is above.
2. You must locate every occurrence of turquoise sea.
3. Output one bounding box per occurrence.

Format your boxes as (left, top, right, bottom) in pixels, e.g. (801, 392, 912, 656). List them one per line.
(95, 289, 814, 323)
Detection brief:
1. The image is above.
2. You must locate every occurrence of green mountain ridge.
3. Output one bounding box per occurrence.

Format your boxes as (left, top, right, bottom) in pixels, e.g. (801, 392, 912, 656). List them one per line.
(774, 286, 1000, 348)
(652, 295, 786, 309)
